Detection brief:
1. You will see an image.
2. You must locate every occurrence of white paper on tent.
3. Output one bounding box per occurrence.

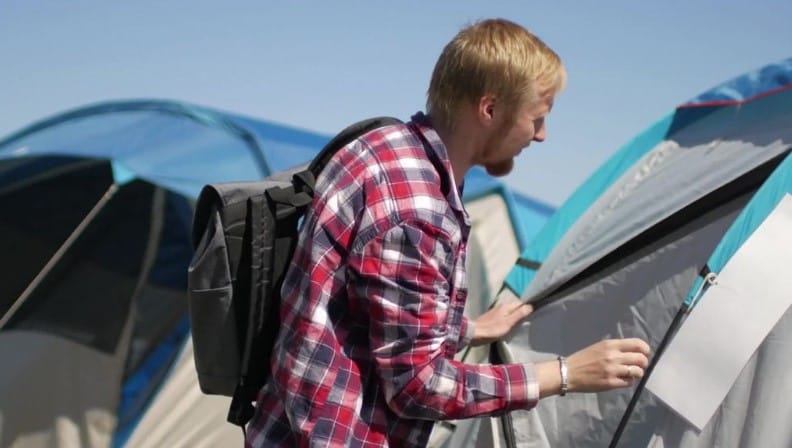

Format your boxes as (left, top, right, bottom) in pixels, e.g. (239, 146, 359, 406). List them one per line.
(647, 193, 792, 431)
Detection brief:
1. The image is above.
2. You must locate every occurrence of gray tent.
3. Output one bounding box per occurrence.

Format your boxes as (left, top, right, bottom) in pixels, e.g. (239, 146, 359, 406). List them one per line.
(465, 58, 792, 447)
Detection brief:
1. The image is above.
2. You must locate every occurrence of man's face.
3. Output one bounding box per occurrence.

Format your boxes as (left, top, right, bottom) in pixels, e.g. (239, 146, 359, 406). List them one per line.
(480, 95, 553, 177)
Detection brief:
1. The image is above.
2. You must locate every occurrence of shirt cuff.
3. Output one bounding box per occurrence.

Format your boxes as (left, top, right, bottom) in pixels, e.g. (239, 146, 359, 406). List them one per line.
(460, 318, 475, 348)
(502, 362, 540, 410)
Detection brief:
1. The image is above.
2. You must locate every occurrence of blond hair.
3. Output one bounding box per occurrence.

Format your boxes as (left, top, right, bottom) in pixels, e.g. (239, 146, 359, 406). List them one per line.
(427, 19, 566, 130)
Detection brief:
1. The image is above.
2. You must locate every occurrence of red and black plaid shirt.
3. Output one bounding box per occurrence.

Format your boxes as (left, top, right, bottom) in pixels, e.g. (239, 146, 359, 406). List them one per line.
(246, 113, 538, 447)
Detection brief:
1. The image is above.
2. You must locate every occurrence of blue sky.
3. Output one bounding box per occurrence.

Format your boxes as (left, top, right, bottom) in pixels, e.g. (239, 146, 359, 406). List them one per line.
(2, 1, 791, 205)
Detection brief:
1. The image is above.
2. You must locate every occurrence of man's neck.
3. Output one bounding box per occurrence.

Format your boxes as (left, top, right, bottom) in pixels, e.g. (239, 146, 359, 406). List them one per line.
(430, 115, 481, 187)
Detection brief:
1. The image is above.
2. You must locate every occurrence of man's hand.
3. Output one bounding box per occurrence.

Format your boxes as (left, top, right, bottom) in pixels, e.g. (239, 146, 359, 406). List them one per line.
(536, 338, 651, 397)
(470, 300, 534, 346)
(567, 338, 651, 392)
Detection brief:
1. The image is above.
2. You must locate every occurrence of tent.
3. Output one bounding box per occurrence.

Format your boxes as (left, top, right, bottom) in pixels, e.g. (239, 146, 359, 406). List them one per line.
(466, 57, 792, 447)
(462, 167, 555, 315)
(0, 99, 553, 447)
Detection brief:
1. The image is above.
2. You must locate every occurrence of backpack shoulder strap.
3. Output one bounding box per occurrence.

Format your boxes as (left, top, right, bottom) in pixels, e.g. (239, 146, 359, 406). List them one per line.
(306, 116, 403, 179)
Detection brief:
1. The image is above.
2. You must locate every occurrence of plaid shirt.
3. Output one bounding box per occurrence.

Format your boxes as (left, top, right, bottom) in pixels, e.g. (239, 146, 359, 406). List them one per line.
(246, 113, 539, 448)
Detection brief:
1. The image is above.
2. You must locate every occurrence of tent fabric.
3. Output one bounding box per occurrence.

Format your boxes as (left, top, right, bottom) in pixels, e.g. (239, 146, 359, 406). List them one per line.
(504, 56, 792, 299)
(686, 58, 792, 105)
(463, 166, 555, 250)
(511, 192, 556, 247)
(684, 150, 792, 308)
(649, 193, 792, 448)
(122, 338, 242, 448)
(503, 114, 674, 295)
(484, 57, 792, 448)
(464, 188, 553, 307)
(462, 167, 555, 310)
(465, 198, 520, 313)
(502, 196, 750, 447)
(645, 153, 792, 448)
(648, 307, 792, 448)
(0, 325, 133, 448)
(692, 111, 792, 284)
(0, 99, 553, 447)
(0, 100, 330, 198)
(524, 134, 790, 305)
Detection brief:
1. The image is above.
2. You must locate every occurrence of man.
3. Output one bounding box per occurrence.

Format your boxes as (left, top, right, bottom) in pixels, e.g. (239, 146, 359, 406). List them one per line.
(246, 18, 650, 447)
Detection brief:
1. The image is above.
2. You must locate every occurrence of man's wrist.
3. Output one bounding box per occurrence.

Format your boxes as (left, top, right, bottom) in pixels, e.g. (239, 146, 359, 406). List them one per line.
(535, 360, 563, 398)
(461, 320, 476, 347)
(558, 356, 569, 396)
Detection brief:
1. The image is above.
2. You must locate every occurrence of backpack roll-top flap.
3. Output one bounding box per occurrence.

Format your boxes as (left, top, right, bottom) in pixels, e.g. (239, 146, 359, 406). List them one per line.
(188, 181, 274, 396)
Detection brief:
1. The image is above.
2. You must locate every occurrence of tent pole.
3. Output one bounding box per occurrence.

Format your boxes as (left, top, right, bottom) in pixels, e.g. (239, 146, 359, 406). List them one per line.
(607, 302, 690, 448)
(0, 183, 119, 329)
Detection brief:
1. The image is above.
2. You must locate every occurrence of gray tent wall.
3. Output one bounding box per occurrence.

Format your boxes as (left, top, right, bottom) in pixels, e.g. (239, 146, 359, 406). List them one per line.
(490, 72, 792, 446)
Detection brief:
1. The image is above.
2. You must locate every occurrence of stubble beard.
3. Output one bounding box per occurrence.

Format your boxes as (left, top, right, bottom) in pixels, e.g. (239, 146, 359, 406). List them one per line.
(482, 112, 520, 178)
(480, 132, 513, 177)
(485, 158, 515, 177)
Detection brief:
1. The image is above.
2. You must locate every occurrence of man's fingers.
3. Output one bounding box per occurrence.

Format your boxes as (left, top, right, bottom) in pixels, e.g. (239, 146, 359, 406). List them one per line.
(615, 338, 651, 355)
(506, 302, 533, 321)
(620, 352, 649, 369)
(616, 364, 645, 380)
(500, 300, 522, 312)
(503, 300, 532, 314)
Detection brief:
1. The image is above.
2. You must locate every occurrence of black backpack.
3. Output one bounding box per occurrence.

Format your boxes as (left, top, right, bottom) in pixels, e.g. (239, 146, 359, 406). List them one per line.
(187, 117, 403, 428)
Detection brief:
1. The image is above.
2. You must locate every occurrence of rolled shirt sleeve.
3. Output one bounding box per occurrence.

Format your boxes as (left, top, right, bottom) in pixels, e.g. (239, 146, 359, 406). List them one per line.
(459, 317, 475, 350)
(350, 220, 539, 421)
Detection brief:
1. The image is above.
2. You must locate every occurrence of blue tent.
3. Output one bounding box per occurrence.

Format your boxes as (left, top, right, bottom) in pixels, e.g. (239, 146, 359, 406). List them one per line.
(0, 100, 553, 447)
(482, 58, 792, 447)
(463, 166, 555, 250)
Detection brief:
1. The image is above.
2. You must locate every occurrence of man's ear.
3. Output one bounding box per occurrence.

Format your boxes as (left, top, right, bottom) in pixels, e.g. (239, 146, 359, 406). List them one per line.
(477, 95, 497, 126)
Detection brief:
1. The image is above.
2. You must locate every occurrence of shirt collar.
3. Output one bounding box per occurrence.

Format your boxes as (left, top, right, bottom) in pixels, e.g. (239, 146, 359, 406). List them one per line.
(410, 112, 470, 223)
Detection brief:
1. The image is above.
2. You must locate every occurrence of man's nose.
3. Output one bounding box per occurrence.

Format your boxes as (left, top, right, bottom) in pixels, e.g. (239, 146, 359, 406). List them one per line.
(533, 125, 546, 142)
